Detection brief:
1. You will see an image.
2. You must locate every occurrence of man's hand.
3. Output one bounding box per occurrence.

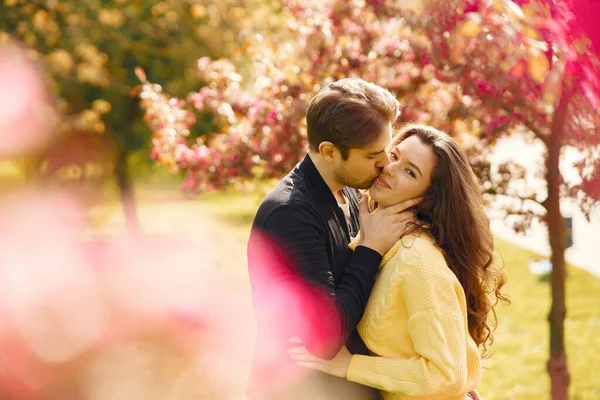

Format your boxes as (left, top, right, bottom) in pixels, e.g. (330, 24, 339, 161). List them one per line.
(358, 194, 422, 256)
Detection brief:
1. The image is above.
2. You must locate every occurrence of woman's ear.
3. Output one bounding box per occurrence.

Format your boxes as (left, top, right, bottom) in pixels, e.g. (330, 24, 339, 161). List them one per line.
(318, 141, 340, 164)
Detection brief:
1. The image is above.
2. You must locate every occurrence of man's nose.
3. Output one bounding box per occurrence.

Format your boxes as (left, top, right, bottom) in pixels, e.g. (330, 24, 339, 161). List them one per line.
(375, 154, 391, 168)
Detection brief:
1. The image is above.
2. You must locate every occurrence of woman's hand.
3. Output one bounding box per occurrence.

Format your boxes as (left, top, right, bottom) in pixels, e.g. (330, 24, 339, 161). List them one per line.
(467, 390, 482, 400)
(287, 337, 352, 379)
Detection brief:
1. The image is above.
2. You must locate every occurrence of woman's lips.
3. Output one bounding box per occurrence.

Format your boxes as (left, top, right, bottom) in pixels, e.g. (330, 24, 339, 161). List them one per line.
(375, 176, 390, 189)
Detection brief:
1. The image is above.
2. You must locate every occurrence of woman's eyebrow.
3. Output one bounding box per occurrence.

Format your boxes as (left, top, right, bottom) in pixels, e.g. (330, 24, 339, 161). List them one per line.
(407, 161, 422, 177)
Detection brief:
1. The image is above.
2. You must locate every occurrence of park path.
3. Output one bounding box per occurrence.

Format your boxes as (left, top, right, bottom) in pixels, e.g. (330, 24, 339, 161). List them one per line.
(93, 198, 255, 400)
(94, 196, 252, 281)
(137, 200, 251, 277)
(137, 199, 255, 396)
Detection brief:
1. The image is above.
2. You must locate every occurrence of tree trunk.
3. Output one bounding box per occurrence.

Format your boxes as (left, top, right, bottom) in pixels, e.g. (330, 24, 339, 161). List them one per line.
(544, 91, 571, 400)
(114, 146, 141, 234)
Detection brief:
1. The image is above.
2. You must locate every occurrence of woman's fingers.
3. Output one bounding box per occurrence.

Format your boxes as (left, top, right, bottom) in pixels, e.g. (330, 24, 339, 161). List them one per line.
(296, 361, 325, 372)
(288, 336, 303, 344)
(287, 346, 324, 363)
(290, 353, 321, 362)
(286, 346, 309, 355)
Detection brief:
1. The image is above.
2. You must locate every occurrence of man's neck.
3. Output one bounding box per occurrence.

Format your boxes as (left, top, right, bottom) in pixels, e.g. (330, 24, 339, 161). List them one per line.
(308, 152, 345, 200)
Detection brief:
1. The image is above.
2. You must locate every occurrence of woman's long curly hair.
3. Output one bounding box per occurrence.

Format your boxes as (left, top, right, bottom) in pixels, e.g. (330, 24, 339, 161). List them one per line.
(393, 124, 509, 355)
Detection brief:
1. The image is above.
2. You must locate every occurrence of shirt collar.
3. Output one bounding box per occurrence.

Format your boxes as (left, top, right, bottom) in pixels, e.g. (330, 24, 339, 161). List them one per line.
(298, 154, 339, 207)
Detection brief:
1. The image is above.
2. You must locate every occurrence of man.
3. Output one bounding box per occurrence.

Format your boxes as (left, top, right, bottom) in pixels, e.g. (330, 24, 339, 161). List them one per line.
(247, 78, 420, 399)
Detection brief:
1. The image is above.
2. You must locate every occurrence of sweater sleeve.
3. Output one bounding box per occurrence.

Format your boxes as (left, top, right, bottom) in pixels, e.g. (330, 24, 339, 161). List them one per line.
(345, 247, 479, 397)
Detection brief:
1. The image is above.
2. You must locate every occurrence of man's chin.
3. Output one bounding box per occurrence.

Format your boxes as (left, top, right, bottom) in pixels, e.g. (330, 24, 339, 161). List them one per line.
(339, 176, 377, 190)
(354, 179, 376, 190)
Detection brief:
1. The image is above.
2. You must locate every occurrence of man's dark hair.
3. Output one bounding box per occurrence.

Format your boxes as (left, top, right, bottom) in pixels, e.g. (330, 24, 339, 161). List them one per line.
(306, 78, 401, 159)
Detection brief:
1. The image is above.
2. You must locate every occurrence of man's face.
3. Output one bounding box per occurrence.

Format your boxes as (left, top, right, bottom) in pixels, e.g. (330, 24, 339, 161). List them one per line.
(333, 123, 392, 189)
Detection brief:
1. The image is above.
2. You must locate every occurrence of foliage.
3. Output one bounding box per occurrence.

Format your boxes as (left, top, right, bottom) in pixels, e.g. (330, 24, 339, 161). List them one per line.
(139, 0, 599, 229)
(1, 0, 281, 155)
(413, 0, 600, 230)
(137, 0, 447, 193)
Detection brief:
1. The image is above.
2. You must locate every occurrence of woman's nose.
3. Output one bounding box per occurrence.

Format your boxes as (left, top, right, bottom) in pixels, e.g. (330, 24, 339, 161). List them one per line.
(380, 161, 395, 177)
(375, 154, 391, 168)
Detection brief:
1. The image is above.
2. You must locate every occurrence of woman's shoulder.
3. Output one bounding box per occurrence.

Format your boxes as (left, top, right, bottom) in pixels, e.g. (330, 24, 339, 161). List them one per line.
(394, 231, 440, 258)
(391, 232, 453, 276)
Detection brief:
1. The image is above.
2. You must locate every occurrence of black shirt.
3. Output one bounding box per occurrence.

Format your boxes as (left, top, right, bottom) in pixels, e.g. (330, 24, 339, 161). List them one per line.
(247, 155, 382, 399)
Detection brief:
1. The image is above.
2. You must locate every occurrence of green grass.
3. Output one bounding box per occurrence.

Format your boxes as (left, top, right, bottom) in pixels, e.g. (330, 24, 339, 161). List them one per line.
(480, 240, 600, 399)
(194, 187, 268, 240)
(4, 166, 597, 399)
(187, 188, 600, 400)
(0, 160, 27, 190)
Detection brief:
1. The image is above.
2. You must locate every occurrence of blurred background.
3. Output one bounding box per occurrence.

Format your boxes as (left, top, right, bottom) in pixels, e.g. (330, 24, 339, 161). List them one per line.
(0, 0, 599, 399)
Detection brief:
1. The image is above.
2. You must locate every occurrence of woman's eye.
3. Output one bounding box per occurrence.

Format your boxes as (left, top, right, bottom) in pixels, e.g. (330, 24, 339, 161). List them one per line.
(405, 169, 415, 178)
(389, 153, 397, 161)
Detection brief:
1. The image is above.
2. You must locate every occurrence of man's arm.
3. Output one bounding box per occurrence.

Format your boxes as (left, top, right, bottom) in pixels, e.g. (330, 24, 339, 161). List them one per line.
(248, 204, 381, 359)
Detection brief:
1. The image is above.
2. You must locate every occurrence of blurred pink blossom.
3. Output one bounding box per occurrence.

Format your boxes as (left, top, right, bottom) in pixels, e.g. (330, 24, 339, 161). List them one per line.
(0, 45, 56, 157)
(0, 189, 263, 398)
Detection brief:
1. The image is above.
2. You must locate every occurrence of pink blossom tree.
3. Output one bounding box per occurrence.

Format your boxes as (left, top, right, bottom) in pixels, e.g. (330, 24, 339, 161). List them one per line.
(136, 0, 446, 193)
(411, 1, 599, 398)
(138, 1, 599, 397)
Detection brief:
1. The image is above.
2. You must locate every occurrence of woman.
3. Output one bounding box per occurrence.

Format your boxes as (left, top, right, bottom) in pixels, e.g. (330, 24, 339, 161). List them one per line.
(288, 124, 508, 399)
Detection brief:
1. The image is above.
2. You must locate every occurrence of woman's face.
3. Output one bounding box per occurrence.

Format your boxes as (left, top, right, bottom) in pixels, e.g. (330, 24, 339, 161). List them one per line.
(370, 135, 437, 208)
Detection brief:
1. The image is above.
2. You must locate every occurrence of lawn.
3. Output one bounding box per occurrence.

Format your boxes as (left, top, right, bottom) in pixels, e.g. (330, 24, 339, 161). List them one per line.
(190, 187, 600, 400)
(3, 165, 597, 399)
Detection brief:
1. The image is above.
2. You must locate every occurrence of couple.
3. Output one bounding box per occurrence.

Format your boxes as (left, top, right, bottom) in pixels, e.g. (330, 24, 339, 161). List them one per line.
(247, 78, 507, 400)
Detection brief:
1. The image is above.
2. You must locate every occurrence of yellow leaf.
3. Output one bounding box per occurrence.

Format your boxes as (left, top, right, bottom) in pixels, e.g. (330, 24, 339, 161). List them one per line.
(191, 5, 207, 19)
(523, 26, 540, 40)
(151, 2, 169, 17)
(32, 10, 49, 30)
(456, 13, 482, 38)
(98, 9, 125, 28)
(16, 21, 29, 35)
(499, 60, 512, 72)
(450, 36, 468, 64)
(94, 122, 106, 134)
(542, 69, 562, 106)
(99, 9, 112, 25)
(26, 48, 40, 61)
(47, 49, 74, 74)
(92, 99, 111, 115)
(398, 0, 424, 14)
(80, 109, 100, 124)
(24, 32, 37, 46)
(228, 7, 246, 19)
(527, 48, 549, 84)
(573, 37, 592, 54)
(66, 14, 81, 25)
(0, 32, 11, 44)
(520, 4, 540, 18)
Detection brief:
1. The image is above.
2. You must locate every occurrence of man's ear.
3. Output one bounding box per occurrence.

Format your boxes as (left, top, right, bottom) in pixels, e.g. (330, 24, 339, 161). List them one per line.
(318, 141, 340, 163)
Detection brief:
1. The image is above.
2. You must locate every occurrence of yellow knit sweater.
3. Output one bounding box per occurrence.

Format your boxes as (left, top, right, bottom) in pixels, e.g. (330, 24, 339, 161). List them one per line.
(346, 233, 482, 400)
